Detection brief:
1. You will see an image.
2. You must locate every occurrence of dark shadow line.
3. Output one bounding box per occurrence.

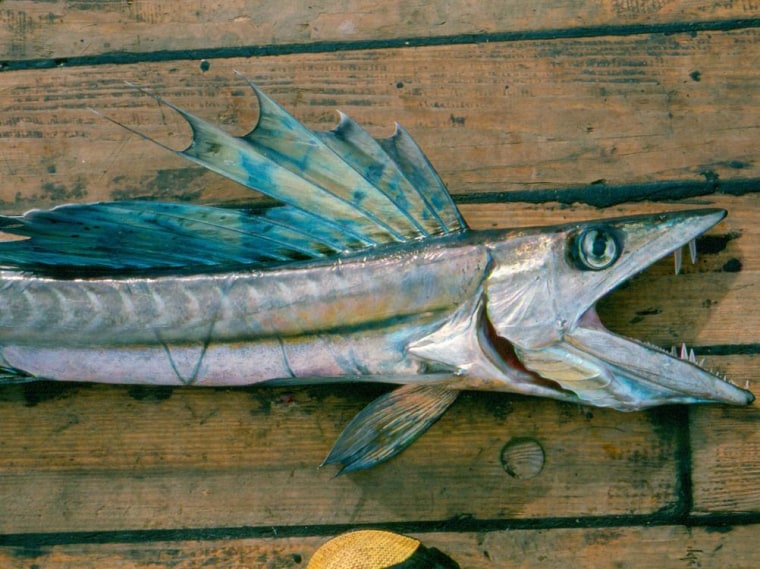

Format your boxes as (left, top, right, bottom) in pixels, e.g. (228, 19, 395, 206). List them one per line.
(693, 344, 760, 357)
(1, 18, 759, 72)
(453, 178, 760, 208)
(672, 406, 694, 522)
(3, 510, 760, 547)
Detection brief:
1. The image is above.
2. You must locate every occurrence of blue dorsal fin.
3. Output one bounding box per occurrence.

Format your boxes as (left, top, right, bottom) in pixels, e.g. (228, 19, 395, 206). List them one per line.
(318, 113, 451, 237)
(240, 76, 466, 238)
(0, 79, 469, 276)
(107, 77, 468, 246)
(0, 202, 334, 274)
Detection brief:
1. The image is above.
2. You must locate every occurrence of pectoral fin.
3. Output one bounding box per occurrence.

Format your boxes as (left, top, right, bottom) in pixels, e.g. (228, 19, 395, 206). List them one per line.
(323, 384, 459, 474)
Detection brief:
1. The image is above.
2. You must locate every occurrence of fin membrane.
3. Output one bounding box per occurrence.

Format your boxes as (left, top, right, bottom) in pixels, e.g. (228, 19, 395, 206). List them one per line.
(323, 384, 459, 474)
(145, 74, 467, 245)
(0, 367, 38, 384)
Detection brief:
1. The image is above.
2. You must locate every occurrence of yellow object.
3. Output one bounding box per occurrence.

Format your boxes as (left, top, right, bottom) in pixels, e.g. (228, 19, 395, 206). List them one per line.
(308, 530, 420, 569)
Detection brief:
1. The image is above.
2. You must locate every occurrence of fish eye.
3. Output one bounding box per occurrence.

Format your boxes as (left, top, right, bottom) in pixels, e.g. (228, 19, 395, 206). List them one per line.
(572, 227, 621, 271)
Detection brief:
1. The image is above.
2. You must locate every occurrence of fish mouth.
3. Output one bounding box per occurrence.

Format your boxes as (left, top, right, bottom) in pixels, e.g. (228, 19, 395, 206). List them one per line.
(561, 305, 755, 409)
(483, 208, 755, 410)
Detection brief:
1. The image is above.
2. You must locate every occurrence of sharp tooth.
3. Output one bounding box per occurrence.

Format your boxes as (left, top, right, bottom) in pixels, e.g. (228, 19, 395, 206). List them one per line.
(680, 343, 688, 360)
(689, 348, 696, 363)
(689, 238, 697, 264)
(746, 380, 751, 390)
(671, 345, 678, 357)
(674, 248, 683, 275)
(699, 358, 706, 367)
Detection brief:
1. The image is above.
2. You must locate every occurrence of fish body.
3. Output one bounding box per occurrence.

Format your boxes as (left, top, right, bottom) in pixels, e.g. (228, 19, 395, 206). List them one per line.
(0, 78, 753, 472)
(0, 236, 488, 386)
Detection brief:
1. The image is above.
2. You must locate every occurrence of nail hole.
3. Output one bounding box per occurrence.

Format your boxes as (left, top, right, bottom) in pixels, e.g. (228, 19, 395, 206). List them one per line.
(500, 437, 545, 479)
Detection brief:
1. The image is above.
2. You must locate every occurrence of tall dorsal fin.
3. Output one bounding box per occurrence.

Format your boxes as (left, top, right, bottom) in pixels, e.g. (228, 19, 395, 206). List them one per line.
(317, 112, 463, 235)
(0, 78, 468, 276)
(109, 76, 467, 247)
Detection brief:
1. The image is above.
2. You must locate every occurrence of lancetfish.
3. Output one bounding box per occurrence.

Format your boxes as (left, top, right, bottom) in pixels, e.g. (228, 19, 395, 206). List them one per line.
(0, 77, 753, 472)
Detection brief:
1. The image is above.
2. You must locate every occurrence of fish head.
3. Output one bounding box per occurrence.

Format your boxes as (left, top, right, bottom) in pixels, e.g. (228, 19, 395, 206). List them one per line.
(481, 208, 754, 410)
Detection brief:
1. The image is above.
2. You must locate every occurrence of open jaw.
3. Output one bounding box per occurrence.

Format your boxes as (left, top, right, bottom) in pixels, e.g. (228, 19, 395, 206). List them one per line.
(482, 308, 755, 410)
(561, 305, 755, 409)
(482, 209, 755, 411)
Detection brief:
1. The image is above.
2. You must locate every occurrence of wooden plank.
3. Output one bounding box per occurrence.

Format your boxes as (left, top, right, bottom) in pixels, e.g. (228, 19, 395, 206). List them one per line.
(0, 381, 682, 534)
(0, 192, 754, 533)
(425, 526, 760, 568)
(0, 1, 756, 62)
(2, 525, 759, 568)
(0, 30, 758, 211)
(691, 377, 760, 514)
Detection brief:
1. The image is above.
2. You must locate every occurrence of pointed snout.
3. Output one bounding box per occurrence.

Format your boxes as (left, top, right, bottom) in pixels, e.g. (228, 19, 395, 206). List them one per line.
(568, 325, 755, 410)
(587, 208, 727, 304)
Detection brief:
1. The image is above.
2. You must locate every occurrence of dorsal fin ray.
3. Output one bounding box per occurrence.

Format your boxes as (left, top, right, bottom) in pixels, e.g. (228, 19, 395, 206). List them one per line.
(238, 76, 465, 237)
(317, 112, 448, 236)
(139, 91, 388, 247)
(237, 80, 422, 241)
(379, 124, 466, 232)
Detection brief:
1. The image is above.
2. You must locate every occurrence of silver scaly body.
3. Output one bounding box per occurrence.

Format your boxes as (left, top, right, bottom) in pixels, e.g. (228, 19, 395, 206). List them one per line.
(0, 238, 486, 386)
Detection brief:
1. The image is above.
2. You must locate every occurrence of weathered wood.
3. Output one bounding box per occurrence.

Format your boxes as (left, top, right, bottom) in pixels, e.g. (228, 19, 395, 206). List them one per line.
(2, 525, 759, 568)
(0, 0, 756, 62)
(0, 30, 758, 211)
(0, 381, 683, 534)
(691, 392, 760, 514)
(427, 526, 760, 568)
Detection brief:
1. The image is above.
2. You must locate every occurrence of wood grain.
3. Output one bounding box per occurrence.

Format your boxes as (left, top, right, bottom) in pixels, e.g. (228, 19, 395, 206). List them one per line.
(0, 0, 756, 61)
(0, 383, 683, 533)
(691, 399, 760, 514)
(2, 525, 759, 568)
(0, 29, 758, 211)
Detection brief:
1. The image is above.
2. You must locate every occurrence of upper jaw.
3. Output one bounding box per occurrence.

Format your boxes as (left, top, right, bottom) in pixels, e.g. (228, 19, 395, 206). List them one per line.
(576, 208, 729, 310)
(560, 208, 754, 409)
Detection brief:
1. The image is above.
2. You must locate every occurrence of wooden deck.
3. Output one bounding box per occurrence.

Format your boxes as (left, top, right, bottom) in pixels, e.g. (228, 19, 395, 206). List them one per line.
(0, 1, 758, 567)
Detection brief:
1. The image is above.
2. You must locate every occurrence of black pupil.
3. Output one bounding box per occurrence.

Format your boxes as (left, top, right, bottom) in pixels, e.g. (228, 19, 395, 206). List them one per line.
(591, 231, 608, 257)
